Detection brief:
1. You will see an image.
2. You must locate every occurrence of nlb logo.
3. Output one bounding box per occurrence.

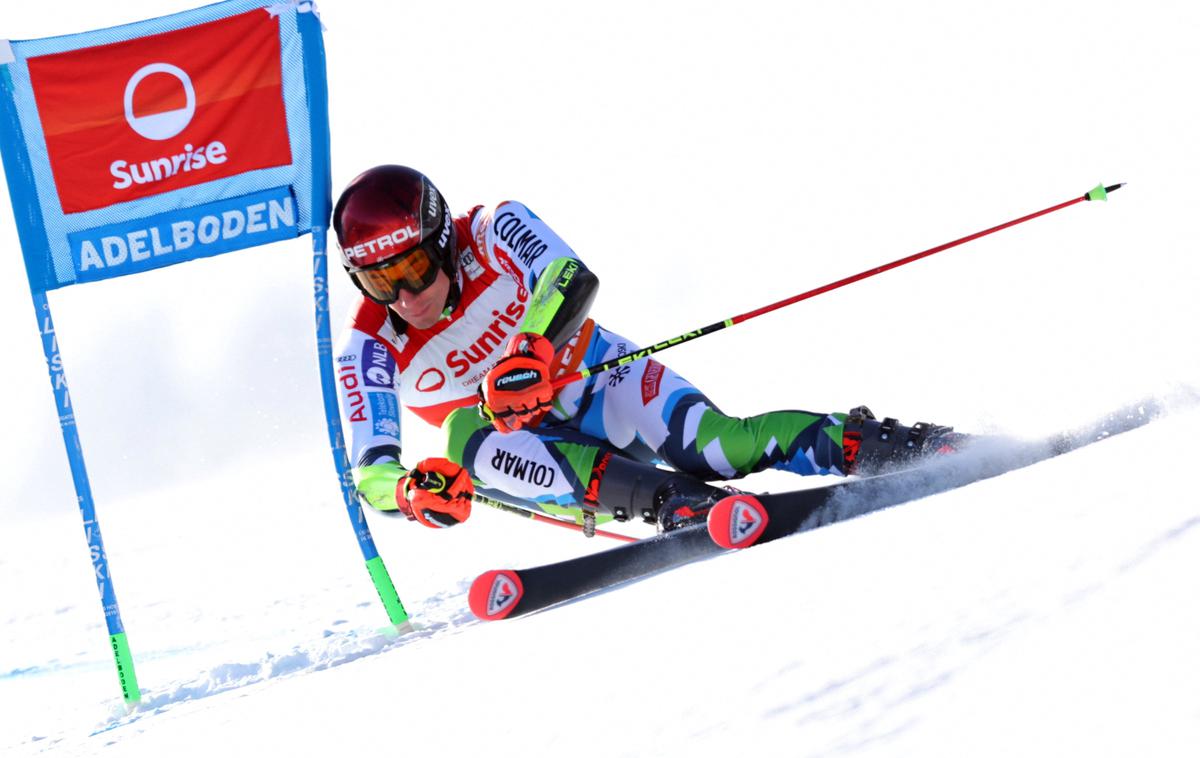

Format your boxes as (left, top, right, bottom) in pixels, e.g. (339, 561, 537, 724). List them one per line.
(124, 63, 195, 140)
(361, 340, 395, 389)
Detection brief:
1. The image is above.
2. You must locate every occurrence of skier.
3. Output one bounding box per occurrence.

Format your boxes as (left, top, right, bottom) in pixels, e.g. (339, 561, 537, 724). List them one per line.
(332, 165, 961, 534)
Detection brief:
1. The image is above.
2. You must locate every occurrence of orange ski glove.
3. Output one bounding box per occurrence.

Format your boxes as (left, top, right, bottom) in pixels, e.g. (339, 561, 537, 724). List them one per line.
(480, 332, 555, 433)
(397, 457, 475, 529)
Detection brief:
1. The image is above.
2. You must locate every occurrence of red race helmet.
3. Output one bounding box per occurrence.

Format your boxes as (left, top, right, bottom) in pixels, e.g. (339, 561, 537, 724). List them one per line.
(333, 165, 457, 304)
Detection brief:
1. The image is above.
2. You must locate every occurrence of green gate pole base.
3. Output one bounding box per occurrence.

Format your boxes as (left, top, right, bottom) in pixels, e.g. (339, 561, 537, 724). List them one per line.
(365, 556, 410, 627)
(110, 632, 141, 706)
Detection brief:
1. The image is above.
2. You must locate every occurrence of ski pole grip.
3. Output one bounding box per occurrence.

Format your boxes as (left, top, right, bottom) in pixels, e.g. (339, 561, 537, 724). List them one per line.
(413, 470, 447, 494)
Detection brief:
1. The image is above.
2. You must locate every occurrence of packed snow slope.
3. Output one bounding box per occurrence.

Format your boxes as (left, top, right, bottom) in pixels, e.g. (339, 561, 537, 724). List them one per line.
(2, 398, 1198, 757)
(2, 0, 1199, 756)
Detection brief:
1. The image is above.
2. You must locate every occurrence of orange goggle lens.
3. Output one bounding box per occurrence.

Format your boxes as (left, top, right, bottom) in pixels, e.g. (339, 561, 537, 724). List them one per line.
(351, 245, 441, 303)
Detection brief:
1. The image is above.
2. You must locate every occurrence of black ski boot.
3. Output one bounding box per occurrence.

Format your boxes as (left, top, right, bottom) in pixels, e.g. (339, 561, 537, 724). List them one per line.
(652, 476, 730, 533)
(592, 454, 728, 533)
(843, 405, 969, 475)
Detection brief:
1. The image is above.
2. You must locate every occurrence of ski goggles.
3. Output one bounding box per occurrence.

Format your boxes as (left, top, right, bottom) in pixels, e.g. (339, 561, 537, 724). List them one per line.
(349, 242, 442, 304)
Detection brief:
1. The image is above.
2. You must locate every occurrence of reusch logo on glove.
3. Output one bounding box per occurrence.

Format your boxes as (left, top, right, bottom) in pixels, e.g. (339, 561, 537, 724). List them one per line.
(495, 370, 541, 389)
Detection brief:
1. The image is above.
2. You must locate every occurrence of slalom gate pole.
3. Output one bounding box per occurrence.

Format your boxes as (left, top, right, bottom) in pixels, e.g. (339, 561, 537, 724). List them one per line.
(473, 493, 638, 543)
(300, 14, 409, 630)
(311, 230, 410, 628)
(3, 60, 141, 707)
(553, 182, 1124, 389)
(31, 293, 141, 707)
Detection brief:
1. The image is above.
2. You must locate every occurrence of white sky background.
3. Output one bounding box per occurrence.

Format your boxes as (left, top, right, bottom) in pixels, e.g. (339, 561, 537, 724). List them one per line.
(1, 1, 1197, 516)
(0, 1, 1198, 752)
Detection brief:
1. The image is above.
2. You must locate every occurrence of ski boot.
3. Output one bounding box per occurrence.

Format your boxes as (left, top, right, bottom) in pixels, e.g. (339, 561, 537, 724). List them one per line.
(591, 454, 736, 533)
(652, 476, 733, 533)
(843, 405, 970, 475)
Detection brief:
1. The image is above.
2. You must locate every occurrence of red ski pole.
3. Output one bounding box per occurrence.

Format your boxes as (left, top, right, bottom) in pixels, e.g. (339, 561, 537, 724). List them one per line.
(474, 492, 638, 543)
(553, 182, 1124, 389)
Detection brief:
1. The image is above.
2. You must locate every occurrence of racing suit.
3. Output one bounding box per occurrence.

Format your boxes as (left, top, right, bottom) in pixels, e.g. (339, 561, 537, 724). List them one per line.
(333, 201, 853, 526)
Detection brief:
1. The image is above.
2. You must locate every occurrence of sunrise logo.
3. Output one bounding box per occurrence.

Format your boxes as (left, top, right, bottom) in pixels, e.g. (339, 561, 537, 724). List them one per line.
(123, 63, 196, 141)
(27, 9, 294, 214)
(111, 62, 228, 190)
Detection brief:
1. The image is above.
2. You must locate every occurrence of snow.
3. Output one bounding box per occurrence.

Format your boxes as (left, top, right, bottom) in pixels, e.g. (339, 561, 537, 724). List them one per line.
(5, 406, 1198, 756)
(2, 1, 1199, 756)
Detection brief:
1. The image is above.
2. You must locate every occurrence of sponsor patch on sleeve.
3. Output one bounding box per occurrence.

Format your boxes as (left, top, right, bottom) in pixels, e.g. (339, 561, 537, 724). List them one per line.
(361, 339, 396, 389)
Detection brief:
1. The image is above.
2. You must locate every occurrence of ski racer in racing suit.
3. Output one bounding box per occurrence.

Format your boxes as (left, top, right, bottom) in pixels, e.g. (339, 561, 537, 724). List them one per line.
(332, 166, 960, 534)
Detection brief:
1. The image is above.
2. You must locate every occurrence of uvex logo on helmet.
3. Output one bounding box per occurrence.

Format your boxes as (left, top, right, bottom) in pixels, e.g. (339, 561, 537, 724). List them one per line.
(422, 178, 453, 252)
(496, 370, 540, 389)
(342, 225, 422, 263)
(424, 179, 440, 223)
(437, 203, 452, 249)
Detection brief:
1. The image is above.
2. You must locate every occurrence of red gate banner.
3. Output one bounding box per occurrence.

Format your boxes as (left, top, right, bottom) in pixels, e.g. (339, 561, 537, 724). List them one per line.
(27, 10, 292, 214)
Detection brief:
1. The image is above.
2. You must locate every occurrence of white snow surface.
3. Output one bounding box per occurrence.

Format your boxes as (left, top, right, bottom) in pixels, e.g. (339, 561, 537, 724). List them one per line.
(2, 1, 1200, 756)
(4, 404, 1199, 757)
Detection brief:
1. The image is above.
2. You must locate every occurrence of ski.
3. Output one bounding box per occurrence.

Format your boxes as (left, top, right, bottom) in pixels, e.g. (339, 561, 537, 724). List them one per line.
(706, 397, 1166, 550)
(469, 524, 722, 621)
(469, 397, 1170, 621)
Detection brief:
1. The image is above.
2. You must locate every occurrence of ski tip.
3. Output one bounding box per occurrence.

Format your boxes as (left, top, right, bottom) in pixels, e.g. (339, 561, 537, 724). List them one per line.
(469, 569, 524, 621)
(706, 494, 769, 550)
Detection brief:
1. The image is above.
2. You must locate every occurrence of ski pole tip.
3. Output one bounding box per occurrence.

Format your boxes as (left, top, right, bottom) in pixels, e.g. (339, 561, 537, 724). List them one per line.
(1086, 182, 1126, 202)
